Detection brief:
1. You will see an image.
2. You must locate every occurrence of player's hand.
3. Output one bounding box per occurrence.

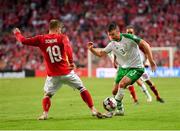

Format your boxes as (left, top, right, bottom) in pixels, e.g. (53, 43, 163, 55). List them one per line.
(12, 28, 21, 34)
(68, 63, 76, 70)
(149, 60, 157, 72)
(87, 42, 94, 50)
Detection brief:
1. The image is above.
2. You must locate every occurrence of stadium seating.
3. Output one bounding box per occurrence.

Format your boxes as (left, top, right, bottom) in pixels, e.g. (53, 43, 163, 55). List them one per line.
(0, 0, 179, 70)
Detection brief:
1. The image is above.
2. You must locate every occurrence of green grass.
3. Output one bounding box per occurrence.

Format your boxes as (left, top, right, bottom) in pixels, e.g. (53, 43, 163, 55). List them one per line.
(0, 77, 180, 130)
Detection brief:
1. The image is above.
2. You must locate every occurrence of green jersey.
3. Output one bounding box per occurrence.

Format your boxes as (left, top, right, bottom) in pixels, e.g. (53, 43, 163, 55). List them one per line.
(103, 33, 144, 68)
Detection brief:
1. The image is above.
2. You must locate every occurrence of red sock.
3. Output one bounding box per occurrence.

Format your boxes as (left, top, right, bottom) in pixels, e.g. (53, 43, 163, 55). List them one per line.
(150, 85, 160, 99)
(80, 89, 94, 108)
(42, 96, 51, 112)
(128, 85, 138, 102)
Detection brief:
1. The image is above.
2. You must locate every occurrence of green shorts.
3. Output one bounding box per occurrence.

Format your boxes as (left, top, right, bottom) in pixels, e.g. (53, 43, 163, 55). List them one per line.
(115, 68, 144, 85)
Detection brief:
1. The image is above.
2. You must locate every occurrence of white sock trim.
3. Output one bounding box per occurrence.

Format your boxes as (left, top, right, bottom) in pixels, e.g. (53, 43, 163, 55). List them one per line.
(141, 83, 148, 91)
(115, 88, 125, 101)
(80, 87, 86, 93)
(141, 84, 152, 98)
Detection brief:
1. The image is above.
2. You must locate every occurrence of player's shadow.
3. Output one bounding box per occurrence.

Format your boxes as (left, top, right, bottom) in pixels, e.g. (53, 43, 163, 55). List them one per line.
(48, 116, 97, 121)
(2, 116, 97, 122)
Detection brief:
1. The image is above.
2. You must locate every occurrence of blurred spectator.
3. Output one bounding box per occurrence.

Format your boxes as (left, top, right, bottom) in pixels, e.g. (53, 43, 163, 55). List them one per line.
(0, 0, 179, 71)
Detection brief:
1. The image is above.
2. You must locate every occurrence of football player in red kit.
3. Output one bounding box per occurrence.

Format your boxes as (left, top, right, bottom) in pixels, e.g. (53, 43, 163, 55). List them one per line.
(13, 19, 102, 120)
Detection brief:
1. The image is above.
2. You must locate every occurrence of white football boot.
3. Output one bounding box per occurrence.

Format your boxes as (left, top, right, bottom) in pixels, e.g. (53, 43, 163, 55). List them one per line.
(114, 108, 124, 116)
(147, 94, 152, 102)
(102, 111, 114, 118)
(114, 99, 124, 116)
(91, 107, 103, 118)
(38, 112, 48, 120)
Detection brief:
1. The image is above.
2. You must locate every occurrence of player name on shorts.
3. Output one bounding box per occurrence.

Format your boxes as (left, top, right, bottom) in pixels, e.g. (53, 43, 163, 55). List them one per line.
(45, 39, 57, 44)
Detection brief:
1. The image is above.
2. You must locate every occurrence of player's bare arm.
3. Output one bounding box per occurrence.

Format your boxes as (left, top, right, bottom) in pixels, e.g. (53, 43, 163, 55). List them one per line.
(87, 42, 107, 57)
(139, 40, 156, 72)
(113, 55, 118, 69)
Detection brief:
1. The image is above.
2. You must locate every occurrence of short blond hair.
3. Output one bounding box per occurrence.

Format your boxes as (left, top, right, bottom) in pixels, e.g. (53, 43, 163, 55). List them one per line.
(49, 19, 63, 30)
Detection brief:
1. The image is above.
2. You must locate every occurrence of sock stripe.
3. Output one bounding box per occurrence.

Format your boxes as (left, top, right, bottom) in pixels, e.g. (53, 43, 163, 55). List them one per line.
(80, 87, 86, 93)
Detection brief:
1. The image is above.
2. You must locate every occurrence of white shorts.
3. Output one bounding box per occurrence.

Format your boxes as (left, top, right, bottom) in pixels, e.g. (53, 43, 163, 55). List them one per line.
(140, 71, 150, 81)
(44, 71, 84, 95)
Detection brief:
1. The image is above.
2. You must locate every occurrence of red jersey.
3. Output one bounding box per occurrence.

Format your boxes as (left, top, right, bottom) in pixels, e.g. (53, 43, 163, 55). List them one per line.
(15, 32, 73, 76)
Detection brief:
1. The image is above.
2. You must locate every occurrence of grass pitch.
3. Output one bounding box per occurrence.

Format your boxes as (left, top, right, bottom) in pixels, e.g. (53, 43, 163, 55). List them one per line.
(0, 77, 180, 130)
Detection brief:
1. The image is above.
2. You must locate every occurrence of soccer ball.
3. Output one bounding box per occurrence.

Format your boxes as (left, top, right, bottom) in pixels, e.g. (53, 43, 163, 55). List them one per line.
(103, 96, 117, 112)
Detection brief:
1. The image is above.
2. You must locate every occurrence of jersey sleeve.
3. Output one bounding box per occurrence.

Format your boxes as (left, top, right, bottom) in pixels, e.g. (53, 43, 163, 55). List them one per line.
(63, 35, 73, 64)
(122, 33, 142, 44)
(15, 32, 41, 46)
(103, 41, 113, 53)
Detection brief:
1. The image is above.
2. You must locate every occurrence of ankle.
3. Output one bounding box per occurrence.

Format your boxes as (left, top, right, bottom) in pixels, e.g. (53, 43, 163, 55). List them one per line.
(43, 112, 48, 116)
(91, 106, 97, 112)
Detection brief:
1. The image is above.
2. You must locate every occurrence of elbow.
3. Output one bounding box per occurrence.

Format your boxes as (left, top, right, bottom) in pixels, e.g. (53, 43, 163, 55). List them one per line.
(98, 51, 106, 57)
(97, 52, 105, 57)
(21, 40, 26, 44)
(97, 54, 103, 57)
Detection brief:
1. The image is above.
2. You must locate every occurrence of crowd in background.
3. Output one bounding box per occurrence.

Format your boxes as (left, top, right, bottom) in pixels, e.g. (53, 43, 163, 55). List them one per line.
(0, 0, 179, 71)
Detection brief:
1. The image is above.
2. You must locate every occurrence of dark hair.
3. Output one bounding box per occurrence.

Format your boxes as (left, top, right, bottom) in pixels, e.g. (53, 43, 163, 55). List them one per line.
(49, 19, 63, 30)
(108, 22, 118, 32)
(126, 25, 135, 30)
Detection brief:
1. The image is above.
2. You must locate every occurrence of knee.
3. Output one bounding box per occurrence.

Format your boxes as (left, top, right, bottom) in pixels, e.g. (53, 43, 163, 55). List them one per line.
(79, 86, 86, 92)
(119, 82, 127, 89)
(147, 80, 154, 87)
(150, 83, 155, 88)
(44, 92, 53, 98)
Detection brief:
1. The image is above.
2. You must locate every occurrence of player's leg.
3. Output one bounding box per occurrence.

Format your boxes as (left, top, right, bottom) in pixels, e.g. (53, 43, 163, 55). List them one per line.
(63, 71, 102, 118)
(38, 93, 52, 120)
(112, 68, 127, 116)
(136, 79, 152, 102)
(38, 76, 62, 120)
(112, 83, 118, 96)
(141, 71, 164, 103)
(112, 80, 138, 104)
(114, 68, 144, 116)
(110, 77, 130, 117)
(145, 80, 164, 103)
(115, 76, 132, 115)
